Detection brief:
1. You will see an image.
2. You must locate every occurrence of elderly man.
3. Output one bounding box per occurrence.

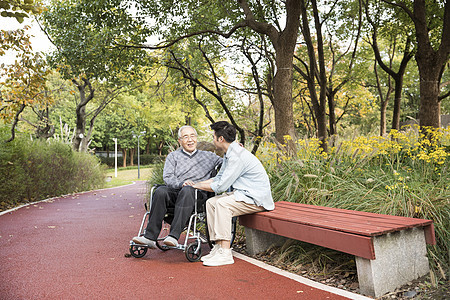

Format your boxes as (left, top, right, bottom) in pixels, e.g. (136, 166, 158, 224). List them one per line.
(132, 125, 222, 248)
(193, 121, 274, 266)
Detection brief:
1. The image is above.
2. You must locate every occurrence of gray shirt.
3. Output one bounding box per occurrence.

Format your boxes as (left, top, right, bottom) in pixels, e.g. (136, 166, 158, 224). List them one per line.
(210, 141, 274, 210)
(163, 149, 222, 189)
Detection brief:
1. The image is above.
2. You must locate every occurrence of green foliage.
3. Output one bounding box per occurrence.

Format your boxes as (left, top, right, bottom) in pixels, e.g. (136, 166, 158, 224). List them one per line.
(259, 127, 450, 283)
(0, 125, 106, 211)
(148, 161, 164, 185)
(0, 0, 43, 23)
(145, 161, 164, 195)
(137, 0, 243, 39)
(41, 0, 150, 81)
(0, 26, 51, 125)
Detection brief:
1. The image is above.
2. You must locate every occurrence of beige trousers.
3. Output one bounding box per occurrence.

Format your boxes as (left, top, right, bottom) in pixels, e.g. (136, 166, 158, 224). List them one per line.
(206, 192, 265, 241)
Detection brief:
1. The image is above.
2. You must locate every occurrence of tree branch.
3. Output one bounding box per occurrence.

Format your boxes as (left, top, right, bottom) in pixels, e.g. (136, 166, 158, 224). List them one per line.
(115, 21, 248, 50)
(5, 103, 26, 143)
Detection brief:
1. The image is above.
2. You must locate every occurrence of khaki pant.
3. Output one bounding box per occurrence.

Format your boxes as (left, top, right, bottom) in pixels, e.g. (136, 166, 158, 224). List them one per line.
(206, 192, 265, 241)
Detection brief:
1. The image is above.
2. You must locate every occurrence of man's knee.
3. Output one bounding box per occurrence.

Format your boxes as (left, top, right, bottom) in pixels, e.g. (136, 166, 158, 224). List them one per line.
(151, 186, 172, 209)
(175, 186, 196, 207)
(153, 185, 170, 198)
(178, 186, 196, 197)
(206, 195, 219, 210)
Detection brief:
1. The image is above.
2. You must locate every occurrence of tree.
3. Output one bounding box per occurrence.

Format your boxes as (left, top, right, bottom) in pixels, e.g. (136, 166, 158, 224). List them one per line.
(40, 0, 150, 151)
(88, 63, 210, 162)
(382, 0, 450, 129)
(133, 0, 301, 148)
(293, 0, 363, 151)
(0, 26, 51, 142)
(364, 0, 414, 135)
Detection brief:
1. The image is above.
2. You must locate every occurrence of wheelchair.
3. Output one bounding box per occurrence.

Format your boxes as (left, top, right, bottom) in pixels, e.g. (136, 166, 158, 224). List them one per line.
(129, 184, 237, 262)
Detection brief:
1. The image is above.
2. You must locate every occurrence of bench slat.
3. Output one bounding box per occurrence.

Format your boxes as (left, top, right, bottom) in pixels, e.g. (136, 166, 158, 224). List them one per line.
(253, 202, 435, 244)
(240, 213, 376, 260)
(277, 201, 433, 227)
(269, 205, 428, 236)
(265, 207, 397, 236)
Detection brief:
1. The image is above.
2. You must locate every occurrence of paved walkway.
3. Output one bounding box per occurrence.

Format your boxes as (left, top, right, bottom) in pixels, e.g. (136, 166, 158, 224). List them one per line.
(0, 182, 370, 299)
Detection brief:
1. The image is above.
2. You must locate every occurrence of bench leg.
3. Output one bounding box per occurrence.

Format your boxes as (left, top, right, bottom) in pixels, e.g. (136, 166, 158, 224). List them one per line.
(245, 227, 288, 256)
(355, 227, 430, 297)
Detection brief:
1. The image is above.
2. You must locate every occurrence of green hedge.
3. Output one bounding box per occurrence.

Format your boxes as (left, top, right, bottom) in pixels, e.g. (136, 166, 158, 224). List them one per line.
(0, 127, 106, 211)
(98, 154, 165, 167)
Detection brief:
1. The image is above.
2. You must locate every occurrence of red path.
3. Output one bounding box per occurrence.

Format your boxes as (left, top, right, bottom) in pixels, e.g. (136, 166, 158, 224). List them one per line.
(0, 182, 366, 299)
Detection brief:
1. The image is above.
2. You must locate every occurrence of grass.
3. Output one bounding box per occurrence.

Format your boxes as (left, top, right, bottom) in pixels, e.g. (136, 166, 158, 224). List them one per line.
(104, 166, 153, 188)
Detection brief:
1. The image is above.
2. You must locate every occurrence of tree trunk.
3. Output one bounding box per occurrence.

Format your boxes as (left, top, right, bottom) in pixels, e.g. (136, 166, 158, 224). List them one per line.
(72, 78, 94, 152)
(238, 0, 301, 150)
(146, 138, 150, 154)
(327, 91, 337, 137)
(417, 70, 441, 128)
(412, 0, 449, 128)
(121, 148, 127, 168)
(299, 0, 328, 152)
(380, 100, 389, 136)
(272, 55, 296, 145)
(391, 80, 403, 130)
(73, 102, 86, 152)
(158, 140, 164, 156)
(130, 148, 135, 166)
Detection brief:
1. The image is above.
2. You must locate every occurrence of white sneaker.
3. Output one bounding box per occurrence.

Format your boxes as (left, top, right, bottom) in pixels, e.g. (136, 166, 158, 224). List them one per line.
(202, 248, 234, 266)
(163, 236, 178, 247)
(200, 244, 220, 262)
(132, 236, 157, 249)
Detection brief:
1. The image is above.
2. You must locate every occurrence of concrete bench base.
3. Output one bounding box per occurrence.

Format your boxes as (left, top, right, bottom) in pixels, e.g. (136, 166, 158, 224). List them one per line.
(355, 227, 429, 297)
(245, 226, 430, 297)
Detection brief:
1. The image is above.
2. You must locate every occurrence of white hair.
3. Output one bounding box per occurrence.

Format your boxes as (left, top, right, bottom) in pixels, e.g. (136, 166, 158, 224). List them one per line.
(178, 125, 197, 138)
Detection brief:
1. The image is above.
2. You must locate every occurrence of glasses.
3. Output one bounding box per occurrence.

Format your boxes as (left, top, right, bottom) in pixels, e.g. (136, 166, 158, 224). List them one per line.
(181, 134, 197, 141)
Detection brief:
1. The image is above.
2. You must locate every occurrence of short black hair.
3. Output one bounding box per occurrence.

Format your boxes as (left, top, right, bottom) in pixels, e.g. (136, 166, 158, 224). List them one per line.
(211, 121, 236, 143)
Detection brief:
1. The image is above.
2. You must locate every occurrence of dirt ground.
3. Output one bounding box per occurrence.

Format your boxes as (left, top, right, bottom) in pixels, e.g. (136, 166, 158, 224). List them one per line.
(232, 234, 449, 300)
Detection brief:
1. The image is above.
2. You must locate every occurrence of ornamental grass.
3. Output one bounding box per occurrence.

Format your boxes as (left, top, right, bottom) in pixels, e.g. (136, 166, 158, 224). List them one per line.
(258, 126, 449, 285)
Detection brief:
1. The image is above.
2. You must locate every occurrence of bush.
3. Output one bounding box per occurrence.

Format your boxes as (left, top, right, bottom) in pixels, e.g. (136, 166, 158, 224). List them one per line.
(0, 127, 106, 211)
(97, 153, 165, 167)
(258, 126, 449, 285)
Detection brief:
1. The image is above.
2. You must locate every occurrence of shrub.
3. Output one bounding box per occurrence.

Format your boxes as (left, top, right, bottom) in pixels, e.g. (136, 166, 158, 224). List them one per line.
(0, 127, 106, 211)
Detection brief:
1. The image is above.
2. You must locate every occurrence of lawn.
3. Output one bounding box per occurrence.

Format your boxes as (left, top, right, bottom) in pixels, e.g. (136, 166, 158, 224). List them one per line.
(104, 166, 152, 188)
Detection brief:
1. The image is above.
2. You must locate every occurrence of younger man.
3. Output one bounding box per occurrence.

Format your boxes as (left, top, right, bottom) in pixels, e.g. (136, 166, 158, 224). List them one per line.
(193, 121, 274, 266)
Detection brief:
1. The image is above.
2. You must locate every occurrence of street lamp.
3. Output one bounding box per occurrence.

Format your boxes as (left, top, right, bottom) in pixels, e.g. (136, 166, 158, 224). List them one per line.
(133, 131, 146, 179)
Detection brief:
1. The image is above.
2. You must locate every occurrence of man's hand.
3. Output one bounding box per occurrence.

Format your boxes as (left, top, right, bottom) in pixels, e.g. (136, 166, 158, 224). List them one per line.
(182, 180, 195, 187)
(192, 179, 214, 192)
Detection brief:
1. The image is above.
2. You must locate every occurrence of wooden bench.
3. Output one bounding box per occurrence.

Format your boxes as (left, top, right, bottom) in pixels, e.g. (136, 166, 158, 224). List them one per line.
(239, 201, 436, 298)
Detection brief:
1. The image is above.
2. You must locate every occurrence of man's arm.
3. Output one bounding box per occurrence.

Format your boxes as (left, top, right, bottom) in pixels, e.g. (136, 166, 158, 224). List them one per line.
(163, 152, 182, 189)
(192, 179, 214, 192)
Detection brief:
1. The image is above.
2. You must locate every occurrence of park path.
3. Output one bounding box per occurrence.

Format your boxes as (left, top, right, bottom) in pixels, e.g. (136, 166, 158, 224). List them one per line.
(0, 182, 369, 300)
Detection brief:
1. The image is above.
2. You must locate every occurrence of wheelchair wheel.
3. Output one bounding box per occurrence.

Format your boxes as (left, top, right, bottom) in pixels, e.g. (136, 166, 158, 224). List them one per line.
(129, 245, 148, 258)
(185, 242, 202, 262)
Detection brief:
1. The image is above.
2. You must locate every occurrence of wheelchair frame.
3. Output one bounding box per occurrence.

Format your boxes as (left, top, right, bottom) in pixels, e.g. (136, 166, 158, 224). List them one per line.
(129, 185, 211, 262)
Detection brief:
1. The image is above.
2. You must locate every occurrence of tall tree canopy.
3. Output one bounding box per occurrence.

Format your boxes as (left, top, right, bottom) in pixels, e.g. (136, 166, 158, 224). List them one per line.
(0, 26, 51, 142)
(133, 0, 301, 148)
(40, 0, 151, 151)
